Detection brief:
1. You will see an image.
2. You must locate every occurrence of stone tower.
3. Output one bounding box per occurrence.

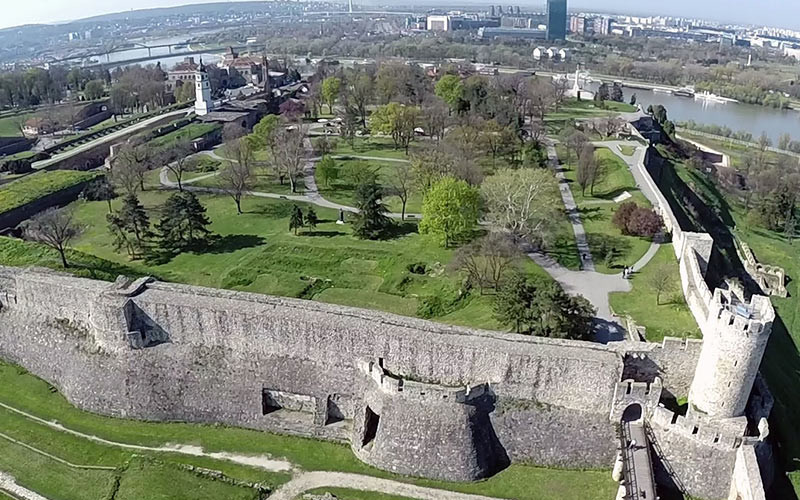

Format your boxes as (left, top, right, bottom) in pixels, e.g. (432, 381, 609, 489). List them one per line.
(194, 59, 213, 117)
(688, 289, 774, 418)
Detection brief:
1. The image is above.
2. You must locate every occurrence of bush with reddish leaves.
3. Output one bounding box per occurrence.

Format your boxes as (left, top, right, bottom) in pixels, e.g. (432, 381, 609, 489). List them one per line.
(613, 201, 662, 238)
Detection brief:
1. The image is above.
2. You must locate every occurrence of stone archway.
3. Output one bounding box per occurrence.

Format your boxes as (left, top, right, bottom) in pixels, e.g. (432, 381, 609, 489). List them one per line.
(621, 403, 643, 422)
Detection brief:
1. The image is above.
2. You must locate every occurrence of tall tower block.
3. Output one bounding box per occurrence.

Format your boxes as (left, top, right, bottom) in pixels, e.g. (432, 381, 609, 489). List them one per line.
(194, 59, 213, 116)
(688, 290, 774, 418)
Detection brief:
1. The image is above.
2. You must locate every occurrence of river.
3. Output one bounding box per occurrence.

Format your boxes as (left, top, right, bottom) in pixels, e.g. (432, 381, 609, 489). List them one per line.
(586, 82, 800, 144)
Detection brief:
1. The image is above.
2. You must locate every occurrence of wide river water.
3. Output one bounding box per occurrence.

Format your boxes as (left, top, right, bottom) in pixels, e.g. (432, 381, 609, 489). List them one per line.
(586, 82, 800, 144)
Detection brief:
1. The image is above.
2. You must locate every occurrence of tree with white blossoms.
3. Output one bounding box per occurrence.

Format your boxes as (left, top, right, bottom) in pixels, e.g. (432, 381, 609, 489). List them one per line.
(481, 168, 560, 246)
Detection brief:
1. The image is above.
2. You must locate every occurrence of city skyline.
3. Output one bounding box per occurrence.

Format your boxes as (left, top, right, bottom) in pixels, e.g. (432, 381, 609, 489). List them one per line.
(3, 0, 800, 31)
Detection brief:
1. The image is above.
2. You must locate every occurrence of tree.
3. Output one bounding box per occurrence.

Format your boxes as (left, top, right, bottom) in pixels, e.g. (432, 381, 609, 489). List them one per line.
(344, 71, 373, 126)
(314, 135, 337, 156)
(21, 208, 82, 268)
(156, 191, 212, 252)
(389, 162, 414, 221)
(316, 156, 339, 187)
(421, 98, 449, 141)
(647, 264, 675, 306)
(451, 233, 521, 294)
(83, 177, 117, 213)
(630, 93, 637, 106)
(289, 205, 304, 235)
(595, 83, 610, 102)
(576, 144, 597, 196)
(352, 180, 391, 240)
(321, 76, 342, 114)
(306, 206, 319, 230)
(111, 144, 150, 196)
(481, 168, 560, 245)
(117, 194, 152, 249)
(613, 202, 663, 237)
(778, 133, 792, 151)
(272, 123, 308, 193)
(434, 74, 464, 113)
(84, 79, 105, 100)
(493, 272, 595, 339)
(219, 159, 254, 215)
(411, 146, 454, 193)
(419, 177, 480, 247)
(566, 131, 589, 166)
(369, 103, 420, 153)
(610, 83, 624, 102)
(174, 81, 195, 102)
(248, 114, 281, 156)
(164, 142, 194, 191)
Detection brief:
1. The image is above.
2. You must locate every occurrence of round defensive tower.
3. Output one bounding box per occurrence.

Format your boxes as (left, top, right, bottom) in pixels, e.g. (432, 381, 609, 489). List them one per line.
(352, 360, 506, 481)
(688, 290, 774, 418)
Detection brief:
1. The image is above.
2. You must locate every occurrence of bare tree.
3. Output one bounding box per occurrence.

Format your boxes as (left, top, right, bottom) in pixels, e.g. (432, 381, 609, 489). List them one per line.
(22, 208, 82, 268)
(219, 157, 254, 215)
(113, 144, 150, 194)
(451, 233, 521, 294)
(576, 144, 597, 196)
(164, 142, 194, 191)
(551, 78, 569, 112)
(422, 98, 449, 141)
(647, 264, 675, 305)
(272, 123, 308, 193)
(389, 162, 414, 221)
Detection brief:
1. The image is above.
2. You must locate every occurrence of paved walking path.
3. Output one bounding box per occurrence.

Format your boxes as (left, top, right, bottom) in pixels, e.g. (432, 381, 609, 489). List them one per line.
(160, 142, 420, 219)
(0, 401, 293, 473)
(546, 139, 595, 271)
(269, 471, 498, 500)
(536, 139, 663, 343)
(0, 472, 49, 500)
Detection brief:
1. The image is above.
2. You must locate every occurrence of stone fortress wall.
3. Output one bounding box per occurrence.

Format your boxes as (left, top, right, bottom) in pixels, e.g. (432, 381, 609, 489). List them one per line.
(631, 141, 777, 500)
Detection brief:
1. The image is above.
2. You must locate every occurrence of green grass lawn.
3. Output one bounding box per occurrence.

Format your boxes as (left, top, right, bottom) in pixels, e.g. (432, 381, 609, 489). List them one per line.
(559, 147, 654, 273)
(149, 122, 221, 149)
(0, 359, 617, 500)
(618, 145, 636, 156)
(0, 113, 32, 137)
(316, 158, 422, 214)
(332, 136, 423, 160)
(0, 170, 99, 214)
(609, 244, 700, 342)
(60, 190, 542, 331)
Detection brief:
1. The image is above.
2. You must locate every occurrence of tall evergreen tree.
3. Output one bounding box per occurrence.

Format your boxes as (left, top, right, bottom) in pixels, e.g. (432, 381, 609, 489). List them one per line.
(289, 205, 304, 235)
(305, 207, 319, 229)
(156, 192, 211, 252)
(117, 194, 151, 247)
(352, 181, 391, 240)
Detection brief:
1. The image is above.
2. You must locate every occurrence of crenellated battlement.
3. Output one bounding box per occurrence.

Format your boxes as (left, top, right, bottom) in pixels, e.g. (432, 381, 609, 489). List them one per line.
(650, 406, 748, 450)
(358, 359, 488, 404)
(708, 289, 774, 338)
(610, 378, 662, 421)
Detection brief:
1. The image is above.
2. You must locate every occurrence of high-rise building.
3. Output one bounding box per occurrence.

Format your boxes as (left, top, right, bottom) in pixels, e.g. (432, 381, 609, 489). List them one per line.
(569, 15, 585, 35)
(546, 0, 567, 40)
(489, 5, 495, 16)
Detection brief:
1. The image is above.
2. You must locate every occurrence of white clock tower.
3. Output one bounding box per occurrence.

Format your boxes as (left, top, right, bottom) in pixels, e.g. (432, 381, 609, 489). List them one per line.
(194, 59, 213, 116)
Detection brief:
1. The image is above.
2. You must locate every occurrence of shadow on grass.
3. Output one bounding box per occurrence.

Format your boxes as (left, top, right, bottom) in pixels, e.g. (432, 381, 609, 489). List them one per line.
(250, 203, 293, 219)
(378, 222, 418, 240)
(302, 231, 346, 237)
(591, 186, 641, 201)
(579, 206, 605, 222)
(205, 234, 266, 254)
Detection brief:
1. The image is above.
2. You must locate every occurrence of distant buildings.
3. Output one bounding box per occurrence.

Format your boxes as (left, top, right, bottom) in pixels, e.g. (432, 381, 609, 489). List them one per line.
(569, 15, 612, 36)
(533, 46, 568, 61)
(546, 0, 567, 40)
(427, 15, 451, 32)
(479, 27, 546, 41)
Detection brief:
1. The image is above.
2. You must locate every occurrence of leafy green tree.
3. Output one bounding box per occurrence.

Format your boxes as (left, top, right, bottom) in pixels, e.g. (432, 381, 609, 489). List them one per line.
(434, 74, 464, 113)
(321, 76, 342, 114)
(369, 103, 420, 153)
(84, 79, 105, 100)
(156, 192, 212, 252)
(247, 114, 281, 156)
(289, 205, 304, 235)
(494, 272, 595, 339)
(352, 180, 391, 240)
(317, 156, 339, 187)
(117, 194, 152, 248)
(419, 177, 480, 247)
(306, 207, 319, 229)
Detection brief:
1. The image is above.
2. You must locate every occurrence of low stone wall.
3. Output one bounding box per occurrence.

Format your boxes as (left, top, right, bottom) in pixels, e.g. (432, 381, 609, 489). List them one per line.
(0, 179, 95, 231)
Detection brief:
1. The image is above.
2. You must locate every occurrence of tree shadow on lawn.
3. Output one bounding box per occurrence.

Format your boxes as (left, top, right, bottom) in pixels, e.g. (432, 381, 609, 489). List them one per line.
(378, 222, 418, 240)
(205, 234, 266, 254)
(579, 206, 606, 222)
(302, 230, 346, 237)
(587, 233, 633, 268)
(590, 186, 641, 201)
(249, 203, 293, 219)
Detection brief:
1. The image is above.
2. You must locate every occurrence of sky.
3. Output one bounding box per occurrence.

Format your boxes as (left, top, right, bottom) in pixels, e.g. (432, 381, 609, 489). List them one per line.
(1, 0, 796, 31)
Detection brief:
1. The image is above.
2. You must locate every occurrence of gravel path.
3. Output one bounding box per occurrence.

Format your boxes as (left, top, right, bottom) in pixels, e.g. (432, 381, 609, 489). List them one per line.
(268, 471, 499, 500)
(0, 401, 292, 473)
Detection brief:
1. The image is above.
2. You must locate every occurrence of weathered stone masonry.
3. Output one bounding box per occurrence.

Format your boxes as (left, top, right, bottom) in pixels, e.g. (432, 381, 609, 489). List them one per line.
(0, 263, 771, 499)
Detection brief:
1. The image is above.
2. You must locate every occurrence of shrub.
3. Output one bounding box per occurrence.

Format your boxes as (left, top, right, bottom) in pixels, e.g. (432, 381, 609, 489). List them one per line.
(406, 262, 427, 275)
(613, 201, 662, 238)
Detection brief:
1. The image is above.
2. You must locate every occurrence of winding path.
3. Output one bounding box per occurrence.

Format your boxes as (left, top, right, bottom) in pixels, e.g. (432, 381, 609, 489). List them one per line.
(538, 139, 663, 343)
(269, 471, 498, 500)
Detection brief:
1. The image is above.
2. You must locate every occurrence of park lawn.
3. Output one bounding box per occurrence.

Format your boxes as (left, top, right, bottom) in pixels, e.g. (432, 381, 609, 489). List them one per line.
(317, 158, 422, 215)
(332, 136, 423, 160)
(148, 122, 221, 149)
(0, 170, 99, 215)
(66, 191, 521, 328)
(561, 147, 654, 274)
(608, 244, 700, 342)
(0, 112, 33, 136)
(619, 145, 636, 156)
(0, 359, 617, 500)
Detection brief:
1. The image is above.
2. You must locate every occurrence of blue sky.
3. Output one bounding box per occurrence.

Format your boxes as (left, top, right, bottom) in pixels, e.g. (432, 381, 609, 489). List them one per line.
(1, 0, 795, 30)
